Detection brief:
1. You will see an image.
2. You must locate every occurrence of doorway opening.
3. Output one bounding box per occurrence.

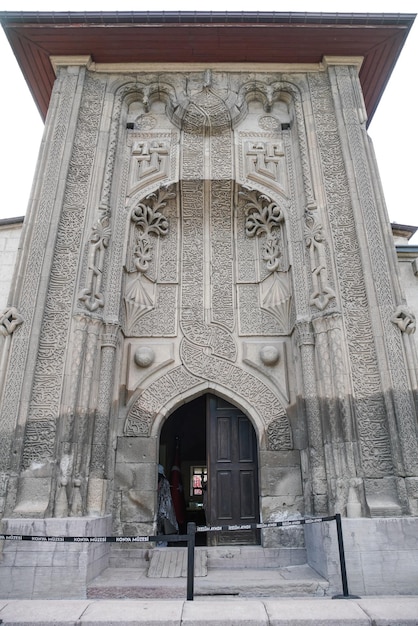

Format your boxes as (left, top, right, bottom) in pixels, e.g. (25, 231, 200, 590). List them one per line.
(159, 393, 260, 546)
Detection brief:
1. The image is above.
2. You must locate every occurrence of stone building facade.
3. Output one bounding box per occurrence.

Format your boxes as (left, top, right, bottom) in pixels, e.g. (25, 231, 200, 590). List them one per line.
(0, 11, 417, 598)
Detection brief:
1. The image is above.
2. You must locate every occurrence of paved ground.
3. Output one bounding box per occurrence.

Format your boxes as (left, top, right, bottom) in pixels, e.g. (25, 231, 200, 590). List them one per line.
(0, 596, 418, 625)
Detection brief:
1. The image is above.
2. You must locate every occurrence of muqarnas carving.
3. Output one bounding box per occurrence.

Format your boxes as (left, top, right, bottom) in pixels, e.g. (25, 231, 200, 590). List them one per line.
(124, 185, 175, 333)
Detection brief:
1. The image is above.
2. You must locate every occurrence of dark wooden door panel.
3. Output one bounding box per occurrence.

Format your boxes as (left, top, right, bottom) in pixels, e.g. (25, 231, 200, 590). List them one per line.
(208, 394, 259, 545)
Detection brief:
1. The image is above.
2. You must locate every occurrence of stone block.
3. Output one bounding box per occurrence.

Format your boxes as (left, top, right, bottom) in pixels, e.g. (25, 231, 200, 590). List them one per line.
(121, 521, 154, 538)
(305, 517, 418, 596)
(0, 599, 90, 623)
(364, 477, 402, 516)
(259, 449, 301, 468)
(115, 462, 157, 492)
(33, 566, 87, 599)
(260, 466, 302, 497)
(116, 436, 158, 464)
(13, 476, 51, 515)
(264, 598, 370, 625)
(181, 600, 268, 625)
(120, 488, 155, 523)
(0, 517, 111, 599)
(357, 597, 418, 624)
(405, 477, 418, 515)
(80, 599, 184, 624)
(261, 495, 304, 521)
(262, 526, 305, 548)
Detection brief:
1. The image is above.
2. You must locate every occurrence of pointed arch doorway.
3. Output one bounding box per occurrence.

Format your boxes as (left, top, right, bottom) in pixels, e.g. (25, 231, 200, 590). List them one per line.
(159, 393, 260, 546)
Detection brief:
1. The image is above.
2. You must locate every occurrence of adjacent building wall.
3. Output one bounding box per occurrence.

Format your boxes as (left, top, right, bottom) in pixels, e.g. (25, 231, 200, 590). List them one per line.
(0, 218, 23, 311)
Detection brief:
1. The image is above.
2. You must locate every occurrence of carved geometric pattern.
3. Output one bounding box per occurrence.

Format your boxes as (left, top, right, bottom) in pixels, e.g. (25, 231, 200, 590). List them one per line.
(245, 140, 285, 190)
(391, 305, 416, 335)
(267, 419, 293, 451)
(0, 307, 24, 336)
(22, 420, 56, 468)
(332, 66, 418, 476)
(181, 338, 292, 449)
(91, 334, 119, 475)
(124, 365, 201, 436)
(309, 71, 393, 477)
(22, 75, 105, 468)
(131, 139, 169, 187)
(0, 71, 79, 475)
(237, 81, 316, 209)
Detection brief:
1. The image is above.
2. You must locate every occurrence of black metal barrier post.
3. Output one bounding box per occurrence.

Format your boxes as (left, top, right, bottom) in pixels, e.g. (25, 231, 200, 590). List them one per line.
(186, 522, 196, 601)
(332, 513, 360, 599)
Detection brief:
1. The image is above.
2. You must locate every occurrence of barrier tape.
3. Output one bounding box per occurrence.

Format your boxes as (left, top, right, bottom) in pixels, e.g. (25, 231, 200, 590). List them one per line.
(196, 515, 336, 533)
(0, 515, 336, 543)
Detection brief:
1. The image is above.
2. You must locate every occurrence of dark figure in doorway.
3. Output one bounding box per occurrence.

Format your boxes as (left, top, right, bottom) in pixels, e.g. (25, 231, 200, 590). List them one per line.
(157, 464, 178, 545)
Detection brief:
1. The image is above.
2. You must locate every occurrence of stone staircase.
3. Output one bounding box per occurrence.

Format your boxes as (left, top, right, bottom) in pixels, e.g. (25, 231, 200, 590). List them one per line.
(87, 545, 329, 599)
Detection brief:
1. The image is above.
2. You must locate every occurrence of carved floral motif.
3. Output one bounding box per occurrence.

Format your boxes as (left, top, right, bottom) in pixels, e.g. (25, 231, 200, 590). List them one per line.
(240, 188, 292, 330)
(124, 186, 174, 331)
(78, 215, 112, 312)
(304, 210, 335, 311)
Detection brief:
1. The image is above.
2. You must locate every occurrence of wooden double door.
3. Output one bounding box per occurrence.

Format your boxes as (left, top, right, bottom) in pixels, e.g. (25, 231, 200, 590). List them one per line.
(207, 395, 260, 545)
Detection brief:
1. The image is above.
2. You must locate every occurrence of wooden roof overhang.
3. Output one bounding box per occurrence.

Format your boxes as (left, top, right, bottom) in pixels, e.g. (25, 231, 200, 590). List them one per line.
(0, 11, 415, 125)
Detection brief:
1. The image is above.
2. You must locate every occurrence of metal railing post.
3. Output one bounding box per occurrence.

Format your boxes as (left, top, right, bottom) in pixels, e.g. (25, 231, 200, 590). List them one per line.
(333, 513, 360, 599)
(186, 522, 196, 601)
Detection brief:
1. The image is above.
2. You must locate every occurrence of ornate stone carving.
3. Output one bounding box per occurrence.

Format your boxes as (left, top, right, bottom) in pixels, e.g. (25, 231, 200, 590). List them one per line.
(245, 141, 285, 189)
(304, 210, 335, 311)
(0, 70, 78, 477)
(260, 345, 280, 366)
(78, 215, 111, 312)
(0, 307, 23, 336)
(130, 186, 171, 271)
(134, 346, 155, 368)
(309, 72, 393, 478)
(237, 80, 316, 209)
(124, 185, 174, 331)
(267, 419, 292, 451)
(181, 338, 292, 449)
(258, 115, 281, 132)
(331, 65, 418, 479)
(391, 305, 416, 335)
(240, 188, 292, 331)
(21, 75, 105, 469)
(243, 188, 285, 271)
(130, 139, 169, 186)
(22, 420, 56, 468)
(134, 114, 157, 130)
(124, 365, 201, 436)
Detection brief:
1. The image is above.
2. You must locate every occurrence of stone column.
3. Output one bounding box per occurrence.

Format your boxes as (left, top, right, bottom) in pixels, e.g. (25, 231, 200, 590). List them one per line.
(295, 320, 328, 515)
(328, 59, 418, 481)
(0, 63, 101, 516)
(87, 322, 120, 515)
(312, 313, 359, 514)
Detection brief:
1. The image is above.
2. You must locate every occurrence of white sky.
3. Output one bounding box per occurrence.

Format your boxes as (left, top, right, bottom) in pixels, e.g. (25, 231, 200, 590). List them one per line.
(1, 0, 417, 242)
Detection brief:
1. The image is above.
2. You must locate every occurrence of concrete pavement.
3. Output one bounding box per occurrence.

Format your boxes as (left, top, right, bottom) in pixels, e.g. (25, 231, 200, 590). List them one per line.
(0, 597, 418, 625)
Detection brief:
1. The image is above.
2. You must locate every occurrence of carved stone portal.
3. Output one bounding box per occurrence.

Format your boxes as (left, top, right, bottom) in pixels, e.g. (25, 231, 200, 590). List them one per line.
(0, 66, 417, 551)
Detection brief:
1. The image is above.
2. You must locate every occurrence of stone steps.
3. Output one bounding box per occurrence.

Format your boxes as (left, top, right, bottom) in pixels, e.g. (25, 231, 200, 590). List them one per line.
(87, 563, 329, 599)
(88, 546, 329, 599)
(206, 545, 307, 569)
